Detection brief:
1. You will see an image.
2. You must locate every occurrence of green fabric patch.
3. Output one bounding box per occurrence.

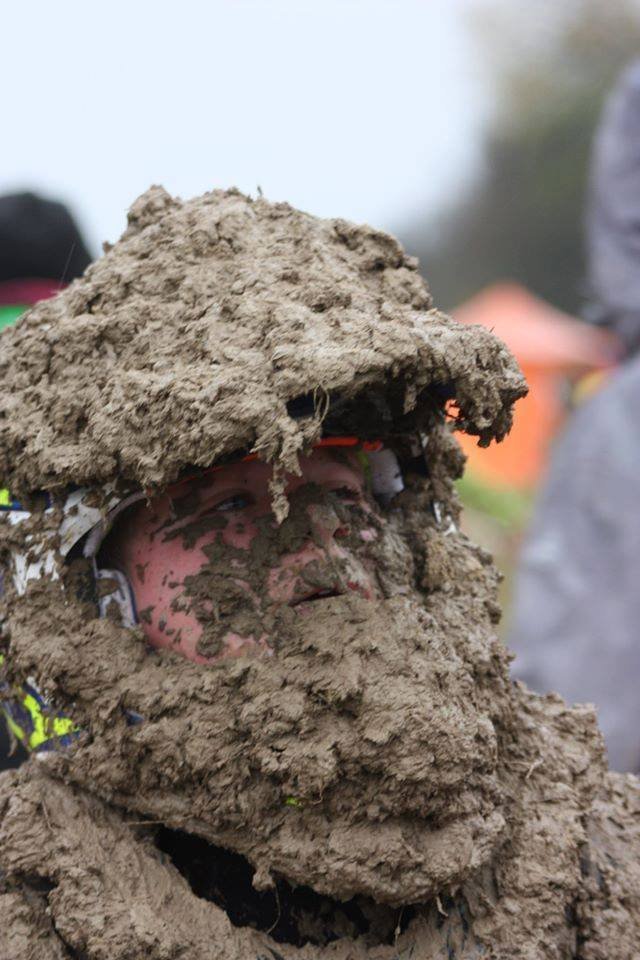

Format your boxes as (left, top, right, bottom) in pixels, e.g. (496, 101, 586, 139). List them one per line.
(0, 305, 25, 331)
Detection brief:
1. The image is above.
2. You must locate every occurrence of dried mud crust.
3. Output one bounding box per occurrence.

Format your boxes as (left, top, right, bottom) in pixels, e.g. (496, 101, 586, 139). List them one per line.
(575, 772, 640, 959)
(1, 690, 638, 960)
(0, 452, 499, 897)
(2, 471, 640, 955)
(0, 186, 525, 508)
(0, 763, 461, 960)
(1, 184, 637, 956)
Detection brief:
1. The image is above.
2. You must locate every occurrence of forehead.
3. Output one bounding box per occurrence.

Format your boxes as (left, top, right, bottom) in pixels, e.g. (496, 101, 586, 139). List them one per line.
(168, 447, 365, 499)
(113, 448, 367, 540)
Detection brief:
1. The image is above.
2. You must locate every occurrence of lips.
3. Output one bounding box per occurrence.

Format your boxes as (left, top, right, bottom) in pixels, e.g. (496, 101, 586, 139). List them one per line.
(290, 587, 343, 608)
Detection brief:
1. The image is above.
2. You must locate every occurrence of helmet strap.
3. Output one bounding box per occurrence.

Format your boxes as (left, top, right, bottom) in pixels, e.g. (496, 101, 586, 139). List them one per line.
(94, 566, 138, 629)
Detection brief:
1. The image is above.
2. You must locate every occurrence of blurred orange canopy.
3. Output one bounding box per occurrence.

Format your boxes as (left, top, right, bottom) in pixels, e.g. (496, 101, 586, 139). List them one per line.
(452, 282, 619, 489)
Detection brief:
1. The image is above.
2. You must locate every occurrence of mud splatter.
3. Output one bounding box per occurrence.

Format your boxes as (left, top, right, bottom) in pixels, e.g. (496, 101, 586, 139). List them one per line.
(0, 189, 638, 958)
(0, 186, 526, 515)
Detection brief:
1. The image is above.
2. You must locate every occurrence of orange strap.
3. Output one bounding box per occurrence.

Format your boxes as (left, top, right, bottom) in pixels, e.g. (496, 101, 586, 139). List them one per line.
(164, 437, 382, 494)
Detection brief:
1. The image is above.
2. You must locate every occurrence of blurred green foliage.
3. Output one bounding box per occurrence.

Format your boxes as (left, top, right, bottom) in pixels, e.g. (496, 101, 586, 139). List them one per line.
(455, 472, 533, 530)
(399, 0, 640, 315)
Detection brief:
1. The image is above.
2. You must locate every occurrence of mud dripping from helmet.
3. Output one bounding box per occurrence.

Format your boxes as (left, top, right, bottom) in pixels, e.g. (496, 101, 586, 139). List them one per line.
(0, 186, 526, 507)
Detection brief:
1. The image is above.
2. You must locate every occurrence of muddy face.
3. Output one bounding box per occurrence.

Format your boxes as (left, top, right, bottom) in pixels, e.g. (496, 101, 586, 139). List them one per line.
(105, 448, 382, 662)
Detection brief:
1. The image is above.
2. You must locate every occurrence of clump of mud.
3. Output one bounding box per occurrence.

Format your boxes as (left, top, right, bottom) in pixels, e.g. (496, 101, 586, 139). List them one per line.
(4, 449, 639, 958)
(0, 186, 525, 510)
(0, 189, 638, 959)
(3, 447, 511, 906)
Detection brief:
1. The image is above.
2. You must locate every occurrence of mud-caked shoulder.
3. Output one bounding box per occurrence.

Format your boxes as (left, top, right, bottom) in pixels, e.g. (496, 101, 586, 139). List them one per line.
(453, 685, 607, 958)
(577, 771, 640, 958)
(0, 762, 246, 959)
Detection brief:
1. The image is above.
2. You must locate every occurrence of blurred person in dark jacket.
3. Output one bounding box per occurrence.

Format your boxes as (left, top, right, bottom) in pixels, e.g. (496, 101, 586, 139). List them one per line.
(0, 191, 91, 770)
(0, 191, 91, 318)
(509, 60, 640, 772)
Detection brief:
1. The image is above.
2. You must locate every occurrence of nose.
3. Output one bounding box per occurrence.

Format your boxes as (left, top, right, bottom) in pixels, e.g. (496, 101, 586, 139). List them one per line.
(307, 502, 349, 545)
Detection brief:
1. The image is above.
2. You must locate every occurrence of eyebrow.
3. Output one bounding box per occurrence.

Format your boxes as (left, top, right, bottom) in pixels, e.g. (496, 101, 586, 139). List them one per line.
(159, 485, 254, 535)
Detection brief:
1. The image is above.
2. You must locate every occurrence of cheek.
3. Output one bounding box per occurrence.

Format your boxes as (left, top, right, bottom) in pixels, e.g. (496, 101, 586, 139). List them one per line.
(126, 527, 259, 640)
(128, 540, 209, 636)
(146, 541, 205, 592)
(221, 516, 259, 550)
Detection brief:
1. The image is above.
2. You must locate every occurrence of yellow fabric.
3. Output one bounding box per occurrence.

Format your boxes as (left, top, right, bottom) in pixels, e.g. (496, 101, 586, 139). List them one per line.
(0, 489, 10, 506)
(0, 652, 77, 750)
(20, 692, 76, 750)
(571, 369, 609, 406)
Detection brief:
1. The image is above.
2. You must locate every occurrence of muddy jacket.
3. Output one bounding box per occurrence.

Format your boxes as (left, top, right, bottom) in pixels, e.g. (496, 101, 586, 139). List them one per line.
(1, 686, 639, 960)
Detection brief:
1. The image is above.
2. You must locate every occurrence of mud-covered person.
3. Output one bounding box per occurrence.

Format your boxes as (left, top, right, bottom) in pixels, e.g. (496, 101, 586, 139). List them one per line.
(0, 187, 639, 960)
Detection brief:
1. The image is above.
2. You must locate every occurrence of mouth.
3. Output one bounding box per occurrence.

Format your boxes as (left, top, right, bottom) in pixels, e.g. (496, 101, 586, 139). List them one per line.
(290, 587, 343, 608)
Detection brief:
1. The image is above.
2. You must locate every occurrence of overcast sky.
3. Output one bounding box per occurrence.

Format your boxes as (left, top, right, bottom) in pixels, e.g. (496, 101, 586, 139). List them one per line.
(1, 0, 491, 252)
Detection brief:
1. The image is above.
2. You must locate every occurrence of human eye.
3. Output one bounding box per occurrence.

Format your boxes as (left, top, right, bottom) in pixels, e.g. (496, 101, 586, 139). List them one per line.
(211, 493, 253, 513)
(330, 485, 362, 504)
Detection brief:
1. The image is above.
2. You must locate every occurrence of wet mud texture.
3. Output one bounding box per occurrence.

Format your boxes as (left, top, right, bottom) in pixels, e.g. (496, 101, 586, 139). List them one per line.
(3, 480, 513, 908)
(0, 186, 525, 514)
(2, 478, 640, 957)
(0, 189, 638, 957)
(2, 637, 640, 958)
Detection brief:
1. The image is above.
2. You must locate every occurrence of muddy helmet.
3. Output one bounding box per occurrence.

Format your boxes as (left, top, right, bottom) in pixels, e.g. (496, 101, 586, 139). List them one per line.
(0, 184, 523, 598)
